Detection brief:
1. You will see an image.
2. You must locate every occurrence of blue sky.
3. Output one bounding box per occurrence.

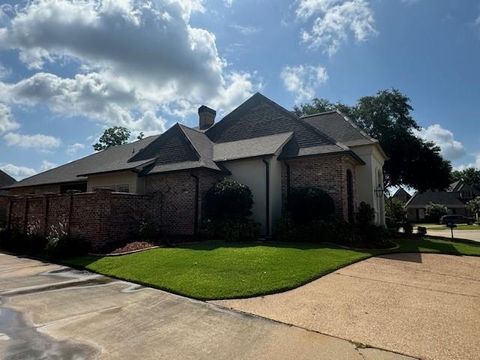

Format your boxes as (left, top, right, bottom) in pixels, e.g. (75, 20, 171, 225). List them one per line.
(0, 0, 479, 179)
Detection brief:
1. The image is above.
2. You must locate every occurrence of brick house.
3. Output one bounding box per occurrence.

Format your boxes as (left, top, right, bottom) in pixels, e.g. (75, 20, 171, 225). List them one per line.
(0, 170, 16, 226)
(2, 93, 387, 246)
(405, 180, 480, 221)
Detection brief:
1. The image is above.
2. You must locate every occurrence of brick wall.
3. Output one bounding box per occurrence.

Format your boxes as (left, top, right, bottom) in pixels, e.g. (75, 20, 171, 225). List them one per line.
(282, 154, 358, 221)
(6, 189, 157, 251)
(144, 169, 223, 235)
(0, 195, 10, 227)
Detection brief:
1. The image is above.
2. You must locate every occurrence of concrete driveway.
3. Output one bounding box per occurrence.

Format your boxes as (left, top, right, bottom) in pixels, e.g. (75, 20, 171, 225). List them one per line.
(215, 253, 480, 360)
(427, 229, 480, 242)
(0, 253, 413, 360)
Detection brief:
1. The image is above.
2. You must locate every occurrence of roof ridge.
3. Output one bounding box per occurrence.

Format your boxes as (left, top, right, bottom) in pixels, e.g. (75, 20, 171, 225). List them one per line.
(300, 110, 338, 118)
(175, 123, 202, 161)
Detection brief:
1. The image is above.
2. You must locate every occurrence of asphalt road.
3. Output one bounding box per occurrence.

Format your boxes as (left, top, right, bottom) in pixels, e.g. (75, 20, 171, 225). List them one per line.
(215, 253, 480, 360)
(0, 253, 413, 360)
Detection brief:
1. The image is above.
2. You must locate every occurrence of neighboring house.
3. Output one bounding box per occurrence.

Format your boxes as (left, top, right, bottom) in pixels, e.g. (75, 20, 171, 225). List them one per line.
(0, 170, 16, 195)
(392, 188, 411, 204)
(3, 93, 387, 237)
(405, 180, 480, 221)
(0, 170, 16, 226)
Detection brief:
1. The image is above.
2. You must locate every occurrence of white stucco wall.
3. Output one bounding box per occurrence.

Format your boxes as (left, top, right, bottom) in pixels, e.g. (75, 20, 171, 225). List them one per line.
(87, 171, 142, 193)
(222, 155, 283, 236)
(351, 144, 386, 225)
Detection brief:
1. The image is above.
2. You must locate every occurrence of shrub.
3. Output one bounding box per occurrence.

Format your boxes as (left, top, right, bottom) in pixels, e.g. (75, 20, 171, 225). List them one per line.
(287, 187, 335, 224)
(204, 218, 260, 242)
(417, 226, 427, 236)
(356, 202, 375, 227)
(205, 178, 253, 221)
(403, 222, 413, 235)
(45, 234, 91, 259)
(137, 218, 161, 241)
(425, 202, 447, 223)
(273, 217, 353, 245)
(385, 198, 406, 223)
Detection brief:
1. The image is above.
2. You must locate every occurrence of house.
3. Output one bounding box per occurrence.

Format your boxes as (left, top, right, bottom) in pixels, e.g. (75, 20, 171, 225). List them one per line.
(405, 180, 480, 221)
(0, 170, 16, 226)
(391, 188, 411, 204)
(3, 93, 387, 241)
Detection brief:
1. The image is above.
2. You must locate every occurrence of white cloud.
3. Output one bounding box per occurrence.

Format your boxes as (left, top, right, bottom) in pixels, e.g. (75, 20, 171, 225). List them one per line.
(3, 132, 61, 150)
(455, 154, 480, 171)
(0, 163, 36, 180)
(230, 24, 260, 35)
(415, 124, 466, 161)
(40, 159, 57, 171)
(0, 103, 19, 134)
(296, 0, 376, 55)
(224, 0, 234, 7)
(67, 142, 86, 155)
(0, 0, 259, 133)
(280, 64, 328, 102)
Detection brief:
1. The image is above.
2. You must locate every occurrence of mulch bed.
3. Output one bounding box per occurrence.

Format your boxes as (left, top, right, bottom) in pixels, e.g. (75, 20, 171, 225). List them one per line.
(102, 241, 160, 256)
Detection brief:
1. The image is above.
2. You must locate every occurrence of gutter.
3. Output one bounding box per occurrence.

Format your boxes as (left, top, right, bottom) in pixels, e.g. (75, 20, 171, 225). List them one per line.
(190, 172, 200, 236)
(262, 158, 270, 238)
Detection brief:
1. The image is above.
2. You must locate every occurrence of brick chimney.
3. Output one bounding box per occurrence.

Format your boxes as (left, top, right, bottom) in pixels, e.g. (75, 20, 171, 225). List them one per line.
(198, 105, 216, 130)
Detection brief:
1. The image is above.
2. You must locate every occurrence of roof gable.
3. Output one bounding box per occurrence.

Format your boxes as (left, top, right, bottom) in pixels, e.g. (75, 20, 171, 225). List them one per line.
(0, 170, 16, 187)
(206, 93, 337, 149)
(302, 110, 376, 146)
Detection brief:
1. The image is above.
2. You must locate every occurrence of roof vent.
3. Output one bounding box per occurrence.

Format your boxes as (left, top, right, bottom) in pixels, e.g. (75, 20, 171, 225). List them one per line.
(198, 105, 216, 130)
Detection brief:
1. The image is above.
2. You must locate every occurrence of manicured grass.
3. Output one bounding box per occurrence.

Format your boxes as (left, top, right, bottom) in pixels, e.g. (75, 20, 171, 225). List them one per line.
(67, 237, 480, 300)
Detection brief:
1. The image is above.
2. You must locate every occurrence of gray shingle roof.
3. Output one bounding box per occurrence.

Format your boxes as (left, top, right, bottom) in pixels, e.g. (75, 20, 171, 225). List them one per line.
(206, 93, 348, 158)
(0, 170, 16, 194)
(406, 191, 466, 208)
(213, 133, 293, 162)
(7, 93, 372, 190)
(7, 136, 158, 189)
(301, 110, 376, 147)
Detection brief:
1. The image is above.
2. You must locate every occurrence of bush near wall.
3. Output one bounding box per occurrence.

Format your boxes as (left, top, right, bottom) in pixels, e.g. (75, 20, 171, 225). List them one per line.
(0, 228, 90, 259)
(203, 178, 259, 241)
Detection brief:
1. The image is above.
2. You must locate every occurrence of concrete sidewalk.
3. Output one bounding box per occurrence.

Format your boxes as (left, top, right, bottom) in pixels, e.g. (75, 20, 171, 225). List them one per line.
(427, 229, 480, 242)
(215, 253, 480, 360)
(0, 253, 413, 360)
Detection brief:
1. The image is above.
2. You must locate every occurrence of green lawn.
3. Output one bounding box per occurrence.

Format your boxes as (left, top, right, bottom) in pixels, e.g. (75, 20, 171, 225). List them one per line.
(67, 237, 480, 300)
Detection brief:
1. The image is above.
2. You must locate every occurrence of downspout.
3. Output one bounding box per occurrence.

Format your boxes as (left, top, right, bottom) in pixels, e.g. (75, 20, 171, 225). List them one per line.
(190, 172, 200, 237)
(262, 158, 270, 238)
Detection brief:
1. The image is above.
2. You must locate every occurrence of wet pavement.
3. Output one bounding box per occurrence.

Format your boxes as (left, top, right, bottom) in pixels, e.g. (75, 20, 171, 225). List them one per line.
(0, 253, 415, 360)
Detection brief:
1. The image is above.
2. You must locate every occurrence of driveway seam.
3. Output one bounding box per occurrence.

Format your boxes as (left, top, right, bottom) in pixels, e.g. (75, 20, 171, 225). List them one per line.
(334, 272, 480, 298)
(210, 302, 418, 359)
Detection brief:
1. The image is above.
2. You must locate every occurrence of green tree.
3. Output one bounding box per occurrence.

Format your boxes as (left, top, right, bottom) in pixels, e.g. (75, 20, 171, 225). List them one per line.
(467, 197, 480, 222)
(385, 197, 406, 223)
(451, 167, 480, 185)
(294, 89, 452, 192)
(137, 132, 145, 140)
(93, 126, 131, 151)
(425, 203, 447, 223)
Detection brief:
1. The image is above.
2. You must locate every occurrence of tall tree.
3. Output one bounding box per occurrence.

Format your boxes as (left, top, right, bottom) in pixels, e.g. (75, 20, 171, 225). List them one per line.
(93, 126, 131, 151)
(294, 89, 452, 192)
(451, 167, 480, 185)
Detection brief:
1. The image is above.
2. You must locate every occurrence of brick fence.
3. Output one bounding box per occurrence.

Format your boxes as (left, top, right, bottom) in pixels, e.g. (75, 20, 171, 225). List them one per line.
(4, 189, 162, 251)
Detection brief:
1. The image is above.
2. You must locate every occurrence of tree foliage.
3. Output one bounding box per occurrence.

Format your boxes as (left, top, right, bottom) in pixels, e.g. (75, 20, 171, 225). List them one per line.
(93, 126, 131, 151)
(425, 202, 447, 222)
(294, 89, 452, 192)
(385, 197, 406, 223)
(467, 197, 480, 220)
(452, 167, 480, 185)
